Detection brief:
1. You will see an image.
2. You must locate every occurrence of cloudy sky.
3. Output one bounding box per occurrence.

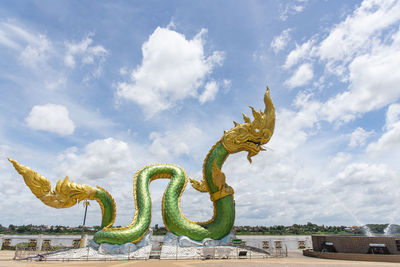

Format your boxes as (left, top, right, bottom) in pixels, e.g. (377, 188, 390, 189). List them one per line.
(1, 0, 400, 229)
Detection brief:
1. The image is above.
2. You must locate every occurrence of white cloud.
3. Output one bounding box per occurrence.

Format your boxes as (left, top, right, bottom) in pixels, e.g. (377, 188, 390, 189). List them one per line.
(263, 0, 400, 225)
(271, 28, 292, 53)
(166, 20, 177, 30)
(45, 76, 66, 91)
(367, 123, 400, 155)
(0, 28, 20, 49)
(318, 0, 400, 74)
(215, 89, 400, 226)
(0, 145, 13, 172)
(1, 20, 109, 92)
(0, 21, 39, 50)
(269, 98, 321, 154)
(349, 127, 374, 148)
(221, 131, 333, 226)
(326, 162, 398, 224)
(328, 152, 352, 170)
(116, 27, 225, 118)
(1, 23, 115, 135)
(284, 39, 314, 69)
(149, 123, 204, 159)
(280, 0, 308, 21)
(284, 63, 313, 88)
(64, 34, 109, 78)
(25, 104, 75, 135)
(321, 31, 400, 122)
(55, 138, 151, 226)
(0, 146, 56, 226)
(367, 103, 400, 154)
(222, 79, 232, 93)
(282, 0, 400, 124)
(119, 67, 128, 76)
(385, 103, 400, 129)
(0, 22, 53, 68)
(57, 138, 137, 181)
(19, 35, 52, 67)
(64, 102, 116, 136)
(199, 80, 219, 104)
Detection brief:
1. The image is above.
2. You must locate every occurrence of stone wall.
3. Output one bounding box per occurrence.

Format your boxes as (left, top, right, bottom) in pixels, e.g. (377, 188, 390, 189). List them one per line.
(1, 234, 86, 249)
(312, 235, 400, 254)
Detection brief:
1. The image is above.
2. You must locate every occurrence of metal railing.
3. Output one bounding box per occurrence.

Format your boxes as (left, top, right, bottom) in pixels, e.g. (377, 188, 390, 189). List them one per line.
(13, 242, 287, 261)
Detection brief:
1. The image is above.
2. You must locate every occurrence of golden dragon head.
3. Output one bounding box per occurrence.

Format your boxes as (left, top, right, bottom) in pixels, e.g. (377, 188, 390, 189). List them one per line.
(221, 87, 275, 163)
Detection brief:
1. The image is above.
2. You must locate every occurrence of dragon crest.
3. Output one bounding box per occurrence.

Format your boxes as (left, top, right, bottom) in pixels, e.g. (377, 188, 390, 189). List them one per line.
(221, 87, 275, 162)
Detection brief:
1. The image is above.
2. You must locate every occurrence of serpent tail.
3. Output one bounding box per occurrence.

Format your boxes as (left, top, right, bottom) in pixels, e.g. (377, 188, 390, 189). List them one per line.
(8, 159, 116, 229)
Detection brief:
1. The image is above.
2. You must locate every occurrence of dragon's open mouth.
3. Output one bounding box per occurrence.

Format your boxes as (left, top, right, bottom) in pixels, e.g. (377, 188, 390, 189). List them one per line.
(247, 140, 266, 151)
(247, 140, 260, 146)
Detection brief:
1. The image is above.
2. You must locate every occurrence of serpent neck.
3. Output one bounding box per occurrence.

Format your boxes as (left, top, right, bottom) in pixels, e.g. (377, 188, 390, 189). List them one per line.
(201, 140, 235, 240)
(203, 140, 229, 193)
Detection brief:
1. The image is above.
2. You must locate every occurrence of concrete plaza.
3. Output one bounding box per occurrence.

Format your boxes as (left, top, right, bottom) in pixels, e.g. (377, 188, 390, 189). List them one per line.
(1, 251, 400, 267)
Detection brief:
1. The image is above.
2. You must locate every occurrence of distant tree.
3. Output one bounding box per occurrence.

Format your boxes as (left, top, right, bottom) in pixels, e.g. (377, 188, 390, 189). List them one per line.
(93, 226, 102, 231)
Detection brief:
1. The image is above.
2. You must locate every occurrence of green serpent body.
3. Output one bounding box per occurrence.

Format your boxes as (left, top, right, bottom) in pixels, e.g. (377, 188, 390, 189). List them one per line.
(93, 142, 234, 244)
(94, 190, 115, 229)
(11, 89, 275, 246)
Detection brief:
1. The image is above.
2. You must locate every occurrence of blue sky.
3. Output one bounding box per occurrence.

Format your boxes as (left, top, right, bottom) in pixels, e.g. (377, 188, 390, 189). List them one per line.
(1, 0, 400, 228)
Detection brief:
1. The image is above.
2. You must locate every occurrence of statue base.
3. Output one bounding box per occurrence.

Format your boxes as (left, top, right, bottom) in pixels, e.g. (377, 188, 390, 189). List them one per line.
(20, 230, 269, 261)
(26, 230, 153, 261)
(160, 231, 237, 259)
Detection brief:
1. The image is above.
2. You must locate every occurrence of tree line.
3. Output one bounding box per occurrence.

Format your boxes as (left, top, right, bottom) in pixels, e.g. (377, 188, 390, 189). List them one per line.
(1, 222, 399, 236)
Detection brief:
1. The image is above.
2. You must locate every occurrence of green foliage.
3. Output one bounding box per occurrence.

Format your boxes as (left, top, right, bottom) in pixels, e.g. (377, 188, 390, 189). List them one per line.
(366, 224, 386, 234)
(234, 223, 400, 235)
(153, 226, 167, 235)
(1, 223, 399, 236)
(366, 224, 400, 235)
(1, 224, 99, 235)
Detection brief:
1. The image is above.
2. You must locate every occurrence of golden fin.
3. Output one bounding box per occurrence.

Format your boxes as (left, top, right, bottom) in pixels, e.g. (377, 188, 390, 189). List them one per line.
(189, 178, 208, 193)
(8, 159, 97, 209)
(242, 113, 251, 123)
(212, 161, 226, 189)
(9, 158, 51, 197)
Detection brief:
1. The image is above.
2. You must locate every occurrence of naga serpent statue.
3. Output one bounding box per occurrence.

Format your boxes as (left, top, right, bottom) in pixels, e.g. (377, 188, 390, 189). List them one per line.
(9, 88, 275, 245)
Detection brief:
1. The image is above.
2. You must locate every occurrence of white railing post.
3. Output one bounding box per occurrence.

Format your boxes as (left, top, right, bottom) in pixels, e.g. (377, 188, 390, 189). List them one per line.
(0, 234, 4, 250)
(37, 234, 43, 251)
(80, 234, 88, 248)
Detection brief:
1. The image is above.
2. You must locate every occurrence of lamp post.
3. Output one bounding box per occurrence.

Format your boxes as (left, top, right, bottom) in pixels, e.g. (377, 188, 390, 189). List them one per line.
(79, 201, 90, 248)
(82, 200, 90, 226)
